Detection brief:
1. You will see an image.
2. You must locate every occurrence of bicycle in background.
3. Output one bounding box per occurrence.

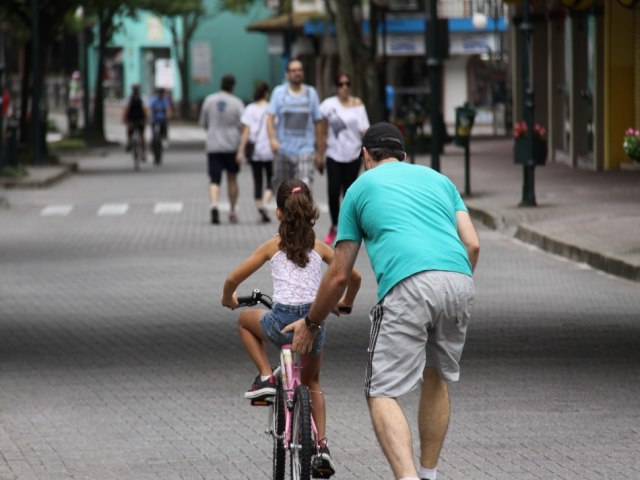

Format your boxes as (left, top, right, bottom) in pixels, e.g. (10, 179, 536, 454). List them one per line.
(236, 289, 333, 480)
(131, 127, 142, 171)
(151, 122, 163, 166)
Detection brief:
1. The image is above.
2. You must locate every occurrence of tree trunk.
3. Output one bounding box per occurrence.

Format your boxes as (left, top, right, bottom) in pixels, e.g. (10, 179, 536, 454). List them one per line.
(91, 10, 111, 144)
(180, 19, 191, 120)
(19, 42, 31, 146)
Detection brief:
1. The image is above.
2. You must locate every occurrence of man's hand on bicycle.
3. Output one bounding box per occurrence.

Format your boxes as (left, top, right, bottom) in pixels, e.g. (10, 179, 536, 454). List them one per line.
(221, 292, 239, 310)
(282, 319, 316, 355)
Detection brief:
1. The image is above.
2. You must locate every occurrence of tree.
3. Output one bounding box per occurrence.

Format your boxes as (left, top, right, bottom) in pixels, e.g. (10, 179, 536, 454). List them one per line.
(146, 0, 259, 119)
(0, 0, 83, 159)
(85, 1, 137, 144)
(323, 0, 384, 122)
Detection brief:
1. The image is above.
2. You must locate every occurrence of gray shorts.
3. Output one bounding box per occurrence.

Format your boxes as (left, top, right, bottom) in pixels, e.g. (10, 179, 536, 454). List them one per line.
(365, 270, 474, 398)
(272, 152, 315, 193)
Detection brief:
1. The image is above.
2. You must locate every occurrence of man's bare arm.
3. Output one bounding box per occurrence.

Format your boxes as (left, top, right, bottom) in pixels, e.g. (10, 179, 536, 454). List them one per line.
(456, 211, 480, 272)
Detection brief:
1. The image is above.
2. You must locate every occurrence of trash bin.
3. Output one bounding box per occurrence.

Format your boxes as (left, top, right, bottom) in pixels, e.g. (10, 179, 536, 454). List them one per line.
(454, 102, 476, 148)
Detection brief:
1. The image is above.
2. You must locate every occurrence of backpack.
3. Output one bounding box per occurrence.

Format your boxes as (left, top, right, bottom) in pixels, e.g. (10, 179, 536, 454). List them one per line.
(128, 95, 145, 121)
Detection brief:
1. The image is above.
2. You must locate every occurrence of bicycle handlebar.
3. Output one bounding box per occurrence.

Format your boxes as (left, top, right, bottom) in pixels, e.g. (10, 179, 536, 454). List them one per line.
(236, 289, 273, 310)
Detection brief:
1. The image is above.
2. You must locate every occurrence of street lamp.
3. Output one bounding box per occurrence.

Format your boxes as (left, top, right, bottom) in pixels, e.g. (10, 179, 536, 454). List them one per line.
(519, 0, 536, 206)
(75, 6, 90, 146)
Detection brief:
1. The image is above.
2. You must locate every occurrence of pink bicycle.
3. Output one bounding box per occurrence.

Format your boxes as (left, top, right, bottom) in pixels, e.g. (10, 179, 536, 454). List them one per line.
(237, 289, 332, 480)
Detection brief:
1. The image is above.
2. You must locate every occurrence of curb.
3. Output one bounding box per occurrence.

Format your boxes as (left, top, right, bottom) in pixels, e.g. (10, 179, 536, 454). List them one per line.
(515, 224, 640, 282)
(0, 162, 78, 189)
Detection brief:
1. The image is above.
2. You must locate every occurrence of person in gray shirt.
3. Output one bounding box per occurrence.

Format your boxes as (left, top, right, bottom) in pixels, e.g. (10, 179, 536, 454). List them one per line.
(199, 74, 244, 224)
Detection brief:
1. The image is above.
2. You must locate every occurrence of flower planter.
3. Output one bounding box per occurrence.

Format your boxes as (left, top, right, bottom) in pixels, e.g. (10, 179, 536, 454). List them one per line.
(514, 137, 547, 166)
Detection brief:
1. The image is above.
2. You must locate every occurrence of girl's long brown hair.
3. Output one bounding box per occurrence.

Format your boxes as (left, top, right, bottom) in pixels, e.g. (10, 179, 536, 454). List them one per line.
(276, 179, 319, 268)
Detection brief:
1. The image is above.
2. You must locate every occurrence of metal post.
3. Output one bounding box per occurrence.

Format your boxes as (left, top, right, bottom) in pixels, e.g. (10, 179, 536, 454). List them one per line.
(382, 6, 389, 122)
(0, 28, 5, 168)
(520, 0, 536, 206)
(31, 0, 42, 165)
(82, 24, 90, 146)
(464, 144, 471, 196)
(428, 0, 441, 172)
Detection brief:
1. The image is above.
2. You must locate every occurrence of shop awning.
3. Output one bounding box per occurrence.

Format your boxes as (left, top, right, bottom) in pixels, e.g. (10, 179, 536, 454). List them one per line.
(247, 11, 326, 33)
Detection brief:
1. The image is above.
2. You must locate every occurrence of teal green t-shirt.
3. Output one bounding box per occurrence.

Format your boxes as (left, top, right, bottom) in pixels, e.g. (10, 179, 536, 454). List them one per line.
(336, 161, 472, 301)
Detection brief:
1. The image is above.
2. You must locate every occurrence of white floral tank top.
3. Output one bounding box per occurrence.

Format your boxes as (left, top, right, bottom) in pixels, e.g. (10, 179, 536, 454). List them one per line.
(270, 249, 323, 305)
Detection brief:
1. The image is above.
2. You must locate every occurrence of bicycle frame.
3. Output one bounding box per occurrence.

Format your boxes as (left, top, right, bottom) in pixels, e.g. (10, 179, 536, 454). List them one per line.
(275, 345, 318, 451)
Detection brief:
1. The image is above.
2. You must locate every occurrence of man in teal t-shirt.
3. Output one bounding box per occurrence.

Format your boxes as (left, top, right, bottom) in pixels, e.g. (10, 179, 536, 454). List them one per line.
(286, 123, 480, 480)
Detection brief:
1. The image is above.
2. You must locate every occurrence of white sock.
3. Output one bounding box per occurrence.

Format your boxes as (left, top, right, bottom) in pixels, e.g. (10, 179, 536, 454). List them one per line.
(398, 477, 419, 480)
(260, 375, 271, 381)
(418, 466, 437, 480)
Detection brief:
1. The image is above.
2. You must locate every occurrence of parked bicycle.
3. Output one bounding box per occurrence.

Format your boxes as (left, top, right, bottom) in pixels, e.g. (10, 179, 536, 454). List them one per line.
(236, 289, 334, 480)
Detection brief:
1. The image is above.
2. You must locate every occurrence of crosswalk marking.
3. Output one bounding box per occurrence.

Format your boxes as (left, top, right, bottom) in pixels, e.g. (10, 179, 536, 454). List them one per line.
(37, 202, 328, 217)
(41, 204, 74, 216)
(154, 202, 184, 214)
(98, 203, 129, 216)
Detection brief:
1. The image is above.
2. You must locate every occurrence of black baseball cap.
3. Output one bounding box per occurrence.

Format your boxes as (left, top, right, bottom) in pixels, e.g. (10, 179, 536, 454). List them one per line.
(362, 122, 405, 151)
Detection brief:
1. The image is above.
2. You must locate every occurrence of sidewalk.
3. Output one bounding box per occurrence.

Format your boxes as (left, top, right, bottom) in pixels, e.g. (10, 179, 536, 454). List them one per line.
(2, 137, 639, 282)
(437, 138, 640, 282)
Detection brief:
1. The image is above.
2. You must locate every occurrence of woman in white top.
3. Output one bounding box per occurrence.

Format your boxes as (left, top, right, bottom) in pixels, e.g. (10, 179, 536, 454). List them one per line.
(237, 82, 274, 223)
(319, 72, 370, 245)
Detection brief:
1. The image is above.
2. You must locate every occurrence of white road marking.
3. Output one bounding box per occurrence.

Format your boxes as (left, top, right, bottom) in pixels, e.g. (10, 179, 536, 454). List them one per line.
(41, 204, 74, 216)
(98, 203, 129, 216)
(154, 202, 184, 214)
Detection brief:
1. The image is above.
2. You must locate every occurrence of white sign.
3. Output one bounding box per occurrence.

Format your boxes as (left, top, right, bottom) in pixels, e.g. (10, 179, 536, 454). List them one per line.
(378, 34, 425, 57)
(155, 59, 174, 89)
(449, 33, 497, 55)
(191, 42, 212, 84)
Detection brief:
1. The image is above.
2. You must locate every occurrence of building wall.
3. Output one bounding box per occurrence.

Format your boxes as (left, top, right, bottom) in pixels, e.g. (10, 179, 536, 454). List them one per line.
(603, 0, 634, 169)
(101, 1, 273, 104)
(191, 5, 275, 104)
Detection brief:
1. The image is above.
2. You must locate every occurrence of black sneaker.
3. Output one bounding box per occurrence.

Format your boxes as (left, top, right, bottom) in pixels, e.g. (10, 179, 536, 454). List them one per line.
(244, 375, 276, 399)
(258, 207, 271, 223)
(312, 444, 336, 478)
(210, 207, 219, 225)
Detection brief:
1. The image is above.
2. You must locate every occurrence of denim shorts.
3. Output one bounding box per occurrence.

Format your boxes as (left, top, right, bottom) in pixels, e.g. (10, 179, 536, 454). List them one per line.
(260, 302, 326, 356)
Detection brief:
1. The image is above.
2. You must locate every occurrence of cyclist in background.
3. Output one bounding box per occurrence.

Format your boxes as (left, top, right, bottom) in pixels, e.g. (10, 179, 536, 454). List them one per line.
(150, 87, 172, 147)
(221, 179, 361, 477)
(122, 84, 148, 159)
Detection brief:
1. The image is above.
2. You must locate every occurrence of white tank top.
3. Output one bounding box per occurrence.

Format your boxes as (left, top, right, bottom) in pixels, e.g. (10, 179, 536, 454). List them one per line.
(270, 249, 323, 305)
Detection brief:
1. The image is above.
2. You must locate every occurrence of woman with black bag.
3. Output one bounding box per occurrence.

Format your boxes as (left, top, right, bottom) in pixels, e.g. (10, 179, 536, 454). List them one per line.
(237, 82, 273, 223)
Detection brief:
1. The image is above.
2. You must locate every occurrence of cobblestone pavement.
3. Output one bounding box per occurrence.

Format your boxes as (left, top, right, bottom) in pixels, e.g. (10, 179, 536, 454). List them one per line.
(1, 148, 639, 480)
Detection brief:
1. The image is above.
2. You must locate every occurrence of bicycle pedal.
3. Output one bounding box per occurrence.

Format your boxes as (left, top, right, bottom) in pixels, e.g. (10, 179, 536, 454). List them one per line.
(250, 398, 273, 407)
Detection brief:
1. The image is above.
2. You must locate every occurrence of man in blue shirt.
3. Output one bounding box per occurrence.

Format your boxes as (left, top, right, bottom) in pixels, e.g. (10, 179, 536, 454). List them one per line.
(285, 123, 480, 480)
(150, 88, 172, 146)
(267, 59, 323, 193)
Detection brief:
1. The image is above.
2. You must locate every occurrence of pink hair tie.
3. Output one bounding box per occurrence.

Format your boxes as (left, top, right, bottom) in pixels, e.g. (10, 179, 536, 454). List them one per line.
(291, 187, 302, 194)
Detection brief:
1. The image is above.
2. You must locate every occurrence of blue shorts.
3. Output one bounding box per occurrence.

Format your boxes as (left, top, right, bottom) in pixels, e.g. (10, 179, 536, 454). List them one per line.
(260, 303, 326, 356)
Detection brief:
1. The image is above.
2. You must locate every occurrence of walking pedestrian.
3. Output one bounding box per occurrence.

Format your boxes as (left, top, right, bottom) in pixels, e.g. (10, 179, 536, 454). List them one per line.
(267, 59, 323, 193)
(200, 74, 244, 224)
(237, 81, 273, 223)
(319, 72, 370, 245)
(285, 123, 480, 480)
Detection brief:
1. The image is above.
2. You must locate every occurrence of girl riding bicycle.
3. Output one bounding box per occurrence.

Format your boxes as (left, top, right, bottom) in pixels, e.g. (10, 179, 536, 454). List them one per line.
(221, 178, 361, 477)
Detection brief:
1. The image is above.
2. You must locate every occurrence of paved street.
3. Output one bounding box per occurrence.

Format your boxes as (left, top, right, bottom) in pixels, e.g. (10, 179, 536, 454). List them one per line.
(1, 146, 639, 480)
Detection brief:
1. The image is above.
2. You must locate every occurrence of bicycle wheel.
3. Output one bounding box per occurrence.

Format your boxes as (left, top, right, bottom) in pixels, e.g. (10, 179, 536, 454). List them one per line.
(272, 381, 286, 480)
(132, 133, 140, 171)
(290, 385, 313, 480)
(152, 128, 162, 165)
